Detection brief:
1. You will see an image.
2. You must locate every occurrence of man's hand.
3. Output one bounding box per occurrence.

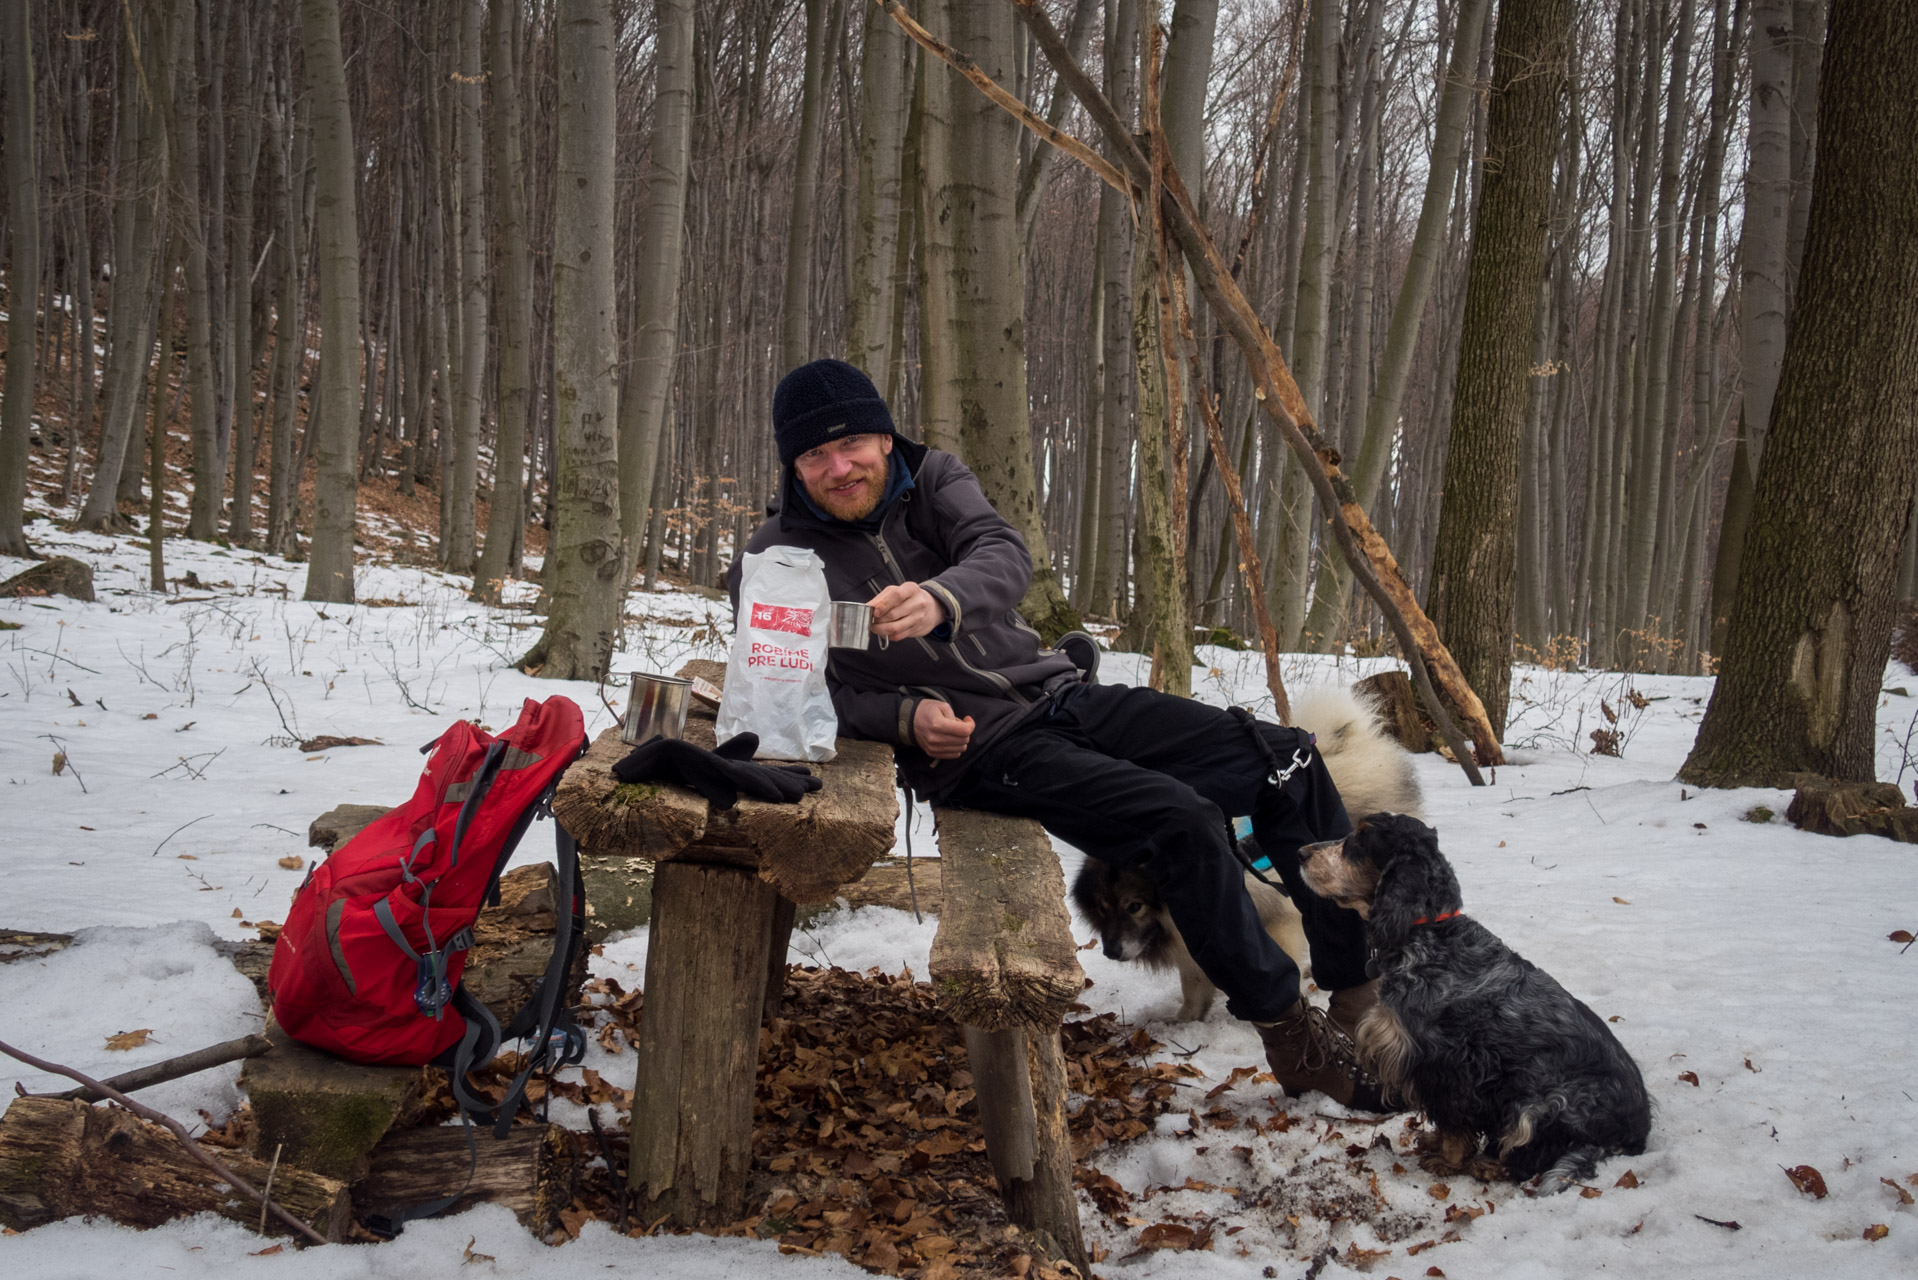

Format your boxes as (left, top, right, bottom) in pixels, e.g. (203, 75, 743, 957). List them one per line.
(869, 581, 945, 641)
(912, 699, 975, 760)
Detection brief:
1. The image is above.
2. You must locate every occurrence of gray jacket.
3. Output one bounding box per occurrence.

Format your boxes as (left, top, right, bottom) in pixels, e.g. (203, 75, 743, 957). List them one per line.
(726, 437, 1077, 798)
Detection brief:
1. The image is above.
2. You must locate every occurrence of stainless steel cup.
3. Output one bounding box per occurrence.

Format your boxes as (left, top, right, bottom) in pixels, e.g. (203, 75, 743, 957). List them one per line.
(621, 672, 692, 745)
(829, 600, 874, 650)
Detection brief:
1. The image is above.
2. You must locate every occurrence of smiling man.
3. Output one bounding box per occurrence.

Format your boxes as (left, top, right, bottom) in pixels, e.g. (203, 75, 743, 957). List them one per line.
(727, 358, 1395, 1113)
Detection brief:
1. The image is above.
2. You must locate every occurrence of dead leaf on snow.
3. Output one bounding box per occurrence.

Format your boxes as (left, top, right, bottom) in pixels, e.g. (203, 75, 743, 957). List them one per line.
(1889, 930, 1914, 944)
(1677, 1071, 1700, 1086)
(1428, 1183, 1451, 1200)
(1864, 1224, 1889, 1242)
(1881, 1177, 1914, 1206)
(1343, 1241, 1391, 1267)
(278, 855, 305, 870)
(1784, 1165, 1829, 1199)
(1138, 1222, 1196, 1251)
(462, 1236, 495, 1263)
(298, 735, 382, 751)
(249, 1244, 284, 1257)
(1615, 1170, 1640, 1189)
(105, 1029, 153, 1051)
(1612, 896, 1631, 905)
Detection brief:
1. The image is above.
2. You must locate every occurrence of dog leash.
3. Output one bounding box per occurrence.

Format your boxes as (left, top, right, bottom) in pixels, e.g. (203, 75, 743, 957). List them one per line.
(1226, 707, 1312, 895)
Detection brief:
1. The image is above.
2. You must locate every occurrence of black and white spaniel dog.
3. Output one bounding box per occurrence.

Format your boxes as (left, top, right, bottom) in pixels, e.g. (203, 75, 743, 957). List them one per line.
(1299, 813, 1652, 1191)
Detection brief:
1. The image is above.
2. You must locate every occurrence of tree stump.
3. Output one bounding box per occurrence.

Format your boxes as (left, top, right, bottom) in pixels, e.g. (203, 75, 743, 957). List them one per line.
(241, 1016, 426, 1182)
(353, 1121, 577, 1236)
(929, 806, 1087, 1277)
(0, 1096, 351, 1239)
(307, 803, 394, 853)
(628, 860, 779, 1226)
(1354, 670, 1439, 753)
(1786, 775, 1918, 843)
(0, 556, 95, 603)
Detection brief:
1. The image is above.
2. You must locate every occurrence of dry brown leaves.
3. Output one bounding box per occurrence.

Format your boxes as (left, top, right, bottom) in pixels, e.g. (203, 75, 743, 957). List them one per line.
(1783, 1165, 1829, 1199)
(548, 965, 1179, 1277)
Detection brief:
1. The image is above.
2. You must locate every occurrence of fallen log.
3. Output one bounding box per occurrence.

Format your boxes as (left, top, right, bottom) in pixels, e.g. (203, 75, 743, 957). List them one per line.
(0, 1095, 350, 1240)
(41, 1034, 271, 1103)
(353, 1122, 577, 1236)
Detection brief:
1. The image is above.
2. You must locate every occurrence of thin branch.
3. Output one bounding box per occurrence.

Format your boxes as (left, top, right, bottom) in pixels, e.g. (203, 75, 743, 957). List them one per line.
(0, 1036, 331, 1246)
(875, 0, 1128, 195)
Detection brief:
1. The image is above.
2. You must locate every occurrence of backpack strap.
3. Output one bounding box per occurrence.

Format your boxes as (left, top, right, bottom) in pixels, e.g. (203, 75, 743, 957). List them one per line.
(487, 812, 588, 1138)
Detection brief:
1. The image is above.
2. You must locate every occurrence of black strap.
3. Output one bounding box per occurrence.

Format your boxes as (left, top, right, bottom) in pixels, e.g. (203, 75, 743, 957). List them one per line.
(489, 816, 587, 1137)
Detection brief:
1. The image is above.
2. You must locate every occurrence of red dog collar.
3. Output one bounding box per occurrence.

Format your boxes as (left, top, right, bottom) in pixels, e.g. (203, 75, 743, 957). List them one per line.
(1411, 909, 1462, 926)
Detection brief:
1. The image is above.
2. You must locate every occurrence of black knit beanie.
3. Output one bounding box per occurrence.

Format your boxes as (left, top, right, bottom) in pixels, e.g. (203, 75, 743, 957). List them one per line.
(772, 358, 898, 465)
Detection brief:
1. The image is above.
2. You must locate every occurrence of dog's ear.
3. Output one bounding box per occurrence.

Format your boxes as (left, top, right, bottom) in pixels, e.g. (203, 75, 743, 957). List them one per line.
(1364, 816, 1453, 941)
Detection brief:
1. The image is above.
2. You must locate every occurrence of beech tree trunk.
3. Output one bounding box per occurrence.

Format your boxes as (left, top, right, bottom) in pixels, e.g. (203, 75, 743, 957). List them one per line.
(1679, 0, 1918, 787)
(0, 0, 38, 555)
(1424, 0, 1572, 739)
(473, 0, 533, 605)
(522, 0, 622, 682)
(922, 0, 1077, 640)
(617, 0, 694, 571)
(299, 0, 363, 602)
(444, 0, 486, 575)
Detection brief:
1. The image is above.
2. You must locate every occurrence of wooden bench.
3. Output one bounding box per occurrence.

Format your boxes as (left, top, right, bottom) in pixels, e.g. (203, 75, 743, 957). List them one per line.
(927, 806, 1089, 1277)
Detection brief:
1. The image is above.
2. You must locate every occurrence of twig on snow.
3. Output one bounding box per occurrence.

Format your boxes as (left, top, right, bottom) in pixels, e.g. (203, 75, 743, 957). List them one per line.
(151, 813, 214, 856)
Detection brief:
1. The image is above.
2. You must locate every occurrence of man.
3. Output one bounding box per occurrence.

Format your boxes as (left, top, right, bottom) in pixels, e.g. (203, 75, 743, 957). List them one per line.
(728, 358, 1392, 1111)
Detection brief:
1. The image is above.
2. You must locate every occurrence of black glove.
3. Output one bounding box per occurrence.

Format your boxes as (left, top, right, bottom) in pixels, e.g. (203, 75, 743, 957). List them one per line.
(610, 731, 822, 810)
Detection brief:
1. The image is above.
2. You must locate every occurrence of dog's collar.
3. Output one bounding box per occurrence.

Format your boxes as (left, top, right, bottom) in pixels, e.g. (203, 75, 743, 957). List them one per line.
(1411, 909, 1463, 926)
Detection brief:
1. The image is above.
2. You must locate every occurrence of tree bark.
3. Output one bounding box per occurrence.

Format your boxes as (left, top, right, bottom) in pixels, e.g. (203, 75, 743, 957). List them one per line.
(920, 0, 1077, 640)
(0, 0, 39, 555)
(522, 0, 622, 682)
(617, 0, 694, 577)
(1680, 0, 1918, 787)
(848, 0, 910, 389)
(1424, 0, 1572, 740)
(444, 0, 486, 575)
(474, 0, 535, 605)
(779, 0, 831, 373)
(300, 0, 364, 603)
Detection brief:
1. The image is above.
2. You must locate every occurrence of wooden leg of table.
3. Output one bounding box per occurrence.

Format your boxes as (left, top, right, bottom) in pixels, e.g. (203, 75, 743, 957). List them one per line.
(763, 894, 796, 1022)
(628, 860, 777, 1226)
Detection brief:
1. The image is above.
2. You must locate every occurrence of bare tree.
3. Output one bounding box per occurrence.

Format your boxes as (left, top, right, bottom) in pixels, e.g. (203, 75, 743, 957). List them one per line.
(522, 0, 622, 681)
(300, 0, 364, 603)
(1681, 0, 1918, 786)
(0, 0, 39, 555)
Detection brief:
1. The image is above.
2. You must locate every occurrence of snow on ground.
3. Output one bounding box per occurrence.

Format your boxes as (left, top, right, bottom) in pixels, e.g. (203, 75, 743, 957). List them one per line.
(3, 514, 1916, 1278)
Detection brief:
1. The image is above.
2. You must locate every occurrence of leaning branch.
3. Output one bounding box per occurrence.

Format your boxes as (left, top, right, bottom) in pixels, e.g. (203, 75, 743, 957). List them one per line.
(1002, 0, 1500, 780)
(875, 0, 1128, 195)
(0, 1036, 330, 1246)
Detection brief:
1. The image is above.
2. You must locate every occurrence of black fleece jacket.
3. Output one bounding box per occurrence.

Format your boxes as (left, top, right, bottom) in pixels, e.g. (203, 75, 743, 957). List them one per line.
(726, 436, 1078, 799)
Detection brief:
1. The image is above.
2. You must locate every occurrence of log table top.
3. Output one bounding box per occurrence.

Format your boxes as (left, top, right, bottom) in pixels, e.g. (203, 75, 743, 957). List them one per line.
(551, 659, 898, 904)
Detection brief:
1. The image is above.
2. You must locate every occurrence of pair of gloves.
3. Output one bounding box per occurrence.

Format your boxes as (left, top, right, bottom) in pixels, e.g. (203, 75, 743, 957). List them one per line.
(610, 731, 821, 809)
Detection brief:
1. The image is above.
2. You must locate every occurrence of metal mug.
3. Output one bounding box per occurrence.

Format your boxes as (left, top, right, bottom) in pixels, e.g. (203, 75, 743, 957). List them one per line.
(829, 600, 875, 650)
(621, 672, 691, 745)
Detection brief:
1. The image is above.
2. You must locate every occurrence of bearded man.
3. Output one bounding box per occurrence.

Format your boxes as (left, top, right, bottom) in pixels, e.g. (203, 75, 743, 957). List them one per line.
(726, 358, 1395, 1112)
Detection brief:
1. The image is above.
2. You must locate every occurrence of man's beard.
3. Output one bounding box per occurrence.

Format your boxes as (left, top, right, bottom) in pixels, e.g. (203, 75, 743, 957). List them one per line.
(809, 466, 886, 520)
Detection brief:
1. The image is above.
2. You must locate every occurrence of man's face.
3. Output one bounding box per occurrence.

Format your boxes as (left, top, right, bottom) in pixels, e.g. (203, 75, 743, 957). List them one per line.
(795, 433, 894, 521)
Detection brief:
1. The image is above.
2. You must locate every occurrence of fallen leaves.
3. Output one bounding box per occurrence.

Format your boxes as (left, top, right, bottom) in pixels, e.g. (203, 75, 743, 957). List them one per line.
(104, 1028, 154, 1051)
(1783, 1165, 1829, 1199)
(1864, 1224, 1890, 1242)
(1890, 930, 1914, 945)
(277, 855, 305, 870)
(1137, 1222, 1205, 1251)
(1677, 1071, 1700, 1086)
(1615, 1170, 1640, 1189)
(1883, 1177, 1915, 1206)
(298, 735, 383, 752)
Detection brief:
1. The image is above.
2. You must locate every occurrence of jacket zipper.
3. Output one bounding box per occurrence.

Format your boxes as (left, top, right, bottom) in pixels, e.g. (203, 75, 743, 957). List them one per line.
(869, 526, 1028, 704)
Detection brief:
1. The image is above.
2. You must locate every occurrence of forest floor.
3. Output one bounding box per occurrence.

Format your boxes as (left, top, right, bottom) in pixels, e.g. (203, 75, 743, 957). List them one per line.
(2, 482, 1917, 1278)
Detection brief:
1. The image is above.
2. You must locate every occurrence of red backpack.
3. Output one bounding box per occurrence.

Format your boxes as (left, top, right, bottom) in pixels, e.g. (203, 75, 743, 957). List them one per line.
(268, 695, 589, 1139)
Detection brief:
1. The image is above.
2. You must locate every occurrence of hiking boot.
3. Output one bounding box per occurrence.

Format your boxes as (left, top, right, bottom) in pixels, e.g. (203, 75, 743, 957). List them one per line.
(1326, 980, 1381, 1041)
(1255, 999, 1392, 1112)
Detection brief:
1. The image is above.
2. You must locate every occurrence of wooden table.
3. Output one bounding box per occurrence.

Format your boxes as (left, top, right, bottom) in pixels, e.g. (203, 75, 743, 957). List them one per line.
(551, 661, 897, 1226)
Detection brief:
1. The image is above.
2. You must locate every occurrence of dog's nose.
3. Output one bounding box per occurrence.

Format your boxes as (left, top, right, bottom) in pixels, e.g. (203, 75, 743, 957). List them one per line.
(1102, 939, 1124, 960)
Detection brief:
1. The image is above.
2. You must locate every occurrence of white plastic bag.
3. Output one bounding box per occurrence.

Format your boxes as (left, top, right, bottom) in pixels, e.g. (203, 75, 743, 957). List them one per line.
(717, 546, 839, 762)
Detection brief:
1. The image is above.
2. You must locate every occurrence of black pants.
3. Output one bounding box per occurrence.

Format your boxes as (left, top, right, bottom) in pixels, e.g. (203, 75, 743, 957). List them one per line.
(949, 682, 1369, 1023)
